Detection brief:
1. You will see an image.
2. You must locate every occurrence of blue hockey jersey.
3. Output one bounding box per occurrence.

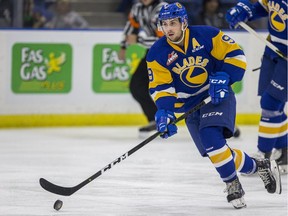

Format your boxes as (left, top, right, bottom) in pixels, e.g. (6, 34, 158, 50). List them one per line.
(147, 26, 247, 113)
(252, 0, 287, 58)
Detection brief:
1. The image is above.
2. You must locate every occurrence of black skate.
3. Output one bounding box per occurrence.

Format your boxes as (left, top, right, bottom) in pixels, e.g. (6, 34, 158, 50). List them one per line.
(225, 177, 246, 209)
(139, 121, 156, 138)
(139, 121, 156, 132)
(272, 148, 287, 174)
(254, 158, 282, 194)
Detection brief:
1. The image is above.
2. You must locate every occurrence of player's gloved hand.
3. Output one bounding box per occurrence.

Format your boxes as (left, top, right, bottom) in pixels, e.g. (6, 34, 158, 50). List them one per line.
(209, 72, 230, 105)
(155, 109, 177, 139)
(226, 0, 253, 29)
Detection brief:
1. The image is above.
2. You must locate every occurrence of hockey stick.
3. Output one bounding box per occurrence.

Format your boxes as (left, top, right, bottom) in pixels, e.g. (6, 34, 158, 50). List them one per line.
(39, 96, 211, 196)
(238, 22, 287, 60)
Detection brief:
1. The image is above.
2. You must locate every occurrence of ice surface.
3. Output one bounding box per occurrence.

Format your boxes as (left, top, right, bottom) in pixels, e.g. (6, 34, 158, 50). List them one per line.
(0, 126, 287, 216)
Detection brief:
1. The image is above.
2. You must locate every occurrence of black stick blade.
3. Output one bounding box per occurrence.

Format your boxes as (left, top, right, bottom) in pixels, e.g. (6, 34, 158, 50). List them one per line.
(39, 178, 75, 196)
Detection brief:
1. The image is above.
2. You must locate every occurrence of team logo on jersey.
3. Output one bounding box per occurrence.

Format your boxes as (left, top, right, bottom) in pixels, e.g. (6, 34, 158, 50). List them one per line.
(180, 66, 208, 88)
(167, 51, 178, 65)
(268, 1, 287, 32)
(172, 56, 209, 88)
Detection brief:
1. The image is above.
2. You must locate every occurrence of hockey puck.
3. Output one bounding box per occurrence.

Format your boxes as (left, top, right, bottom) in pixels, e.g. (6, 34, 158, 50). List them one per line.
(233, 127, 241, 138)
(53, 199, 63, 211)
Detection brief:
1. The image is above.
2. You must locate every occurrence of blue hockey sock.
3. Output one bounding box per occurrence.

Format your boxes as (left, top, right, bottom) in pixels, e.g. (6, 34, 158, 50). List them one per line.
(274, 113, 288, 149)
(258, 112, 287, 152)
(232, 148, 257, 174)
(200, 127, 237, 182)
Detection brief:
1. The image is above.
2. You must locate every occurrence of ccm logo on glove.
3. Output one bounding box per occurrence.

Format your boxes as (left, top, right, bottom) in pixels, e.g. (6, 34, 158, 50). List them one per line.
(209, 72, 230, 105)
(210, 79, 228, 84)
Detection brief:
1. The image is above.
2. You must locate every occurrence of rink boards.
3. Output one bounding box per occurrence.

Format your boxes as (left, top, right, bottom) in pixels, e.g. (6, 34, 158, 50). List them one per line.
(0, 29, 266, 127)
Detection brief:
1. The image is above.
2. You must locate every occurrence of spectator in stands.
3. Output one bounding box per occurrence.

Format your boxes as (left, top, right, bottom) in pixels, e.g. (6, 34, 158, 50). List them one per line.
(45, 0, 89, 29)
(23, 2, 47, 28)
(0, 0, 13, 27)
(117, 0, 137, 17)
(193, 0, 229, 29)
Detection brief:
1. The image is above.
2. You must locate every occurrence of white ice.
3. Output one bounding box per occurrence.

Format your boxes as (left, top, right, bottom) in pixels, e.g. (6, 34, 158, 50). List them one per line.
(0, 126, 287, 216)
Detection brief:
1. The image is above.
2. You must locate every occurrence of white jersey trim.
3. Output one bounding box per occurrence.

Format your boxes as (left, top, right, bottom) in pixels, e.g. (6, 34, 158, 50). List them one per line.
(270, 35, 288, 46)
(259, 119, 287, 128)
(151, 87, 176, 100)
(225, 54, 247, 63)
(177, 85, 209, 99)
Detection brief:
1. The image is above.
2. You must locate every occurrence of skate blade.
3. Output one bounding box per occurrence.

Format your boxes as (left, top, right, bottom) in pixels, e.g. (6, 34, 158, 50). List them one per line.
(270, 160, 282, 194)
(230, 197, 247, 209)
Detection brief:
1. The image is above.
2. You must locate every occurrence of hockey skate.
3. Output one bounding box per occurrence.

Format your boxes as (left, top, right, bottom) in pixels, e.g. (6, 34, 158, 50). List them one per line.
(254, 158, 282, 194)
(241, 151, 271, 177)
(251, 150, 271, 160)
(271, 148, 287, 174)
(139, 121, 156, 138)
(224, 177, 246, 209)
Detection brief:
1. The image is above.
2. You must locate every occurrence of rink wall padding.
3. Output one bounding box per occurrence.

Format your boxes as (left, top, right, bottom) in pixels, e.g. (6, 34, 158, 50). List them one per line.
(0, 113, 260, 128)
(0, 29, 266, 127)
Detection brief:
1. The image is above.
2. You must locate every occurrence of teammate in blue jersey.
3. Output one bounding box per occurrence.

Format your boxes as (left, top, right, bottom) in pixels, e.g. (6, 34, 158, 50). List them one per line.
(226, 0, 287, 174)
(147, 2, 282, 209)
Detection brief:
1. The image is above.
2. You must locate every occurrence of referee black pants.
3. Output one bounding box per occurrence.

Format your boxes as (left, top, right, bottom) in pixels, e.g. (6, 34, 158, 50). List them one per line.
(129, 52, 157, 122)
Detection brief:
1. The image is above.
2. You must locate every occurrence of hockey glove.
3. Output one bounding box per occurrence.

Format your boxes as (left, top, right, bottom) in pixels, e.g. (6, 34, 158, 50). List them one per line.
(226, 0, 253, 29)
(155, 109, 177, 139)
(209, 72, 230, 105)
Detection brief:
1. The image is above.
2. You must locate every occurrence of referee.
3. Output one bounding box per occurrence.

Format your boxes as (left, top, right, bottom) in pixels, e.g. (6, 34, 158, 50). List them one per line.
(118, 0, 167, 134)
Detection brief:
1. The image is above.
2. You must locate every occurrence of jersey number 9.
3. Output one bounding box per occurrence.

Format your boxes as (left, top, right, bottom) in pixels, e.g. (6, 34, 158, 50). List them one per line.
(148, 68, 154, 82)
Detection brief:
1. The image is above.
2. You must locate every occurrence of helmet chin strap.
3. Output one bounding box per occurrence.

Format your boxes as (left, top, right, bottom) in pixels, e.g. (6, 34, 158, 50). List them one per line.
(168, 23, 187, 45)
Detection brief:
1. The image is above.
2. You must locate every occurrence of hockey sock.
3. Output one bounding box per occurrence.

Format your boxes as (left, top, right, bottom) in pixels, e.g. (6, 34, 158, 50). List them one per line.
(258, 93, 286, 152)
(274, 113, 288, 149)
(232, 148, 257, 174)
(200, 127, 237, 182)
(258, 111, 287, 152)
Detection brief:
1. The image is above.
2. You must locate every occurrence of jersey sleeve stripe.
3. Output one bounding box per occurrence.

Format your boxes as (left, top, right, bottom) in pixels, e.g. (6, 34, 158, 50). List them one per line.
(152, 90, 177, 102)
(175, 103, 184, 108)
(224, 56, 247, 70)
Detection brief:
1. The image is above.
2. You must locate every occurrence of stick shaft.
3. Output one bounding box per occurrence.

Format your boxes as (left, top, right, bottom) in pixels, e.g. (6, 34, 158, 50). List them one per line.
(40, 97, 211, 196)
(238, 22, 287, 60)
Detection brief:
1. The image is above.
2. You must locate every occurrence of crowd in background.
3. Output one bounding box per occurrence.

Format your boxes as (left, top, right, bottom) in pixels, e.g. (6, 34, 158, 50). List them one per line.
(0, 0, 89, 28)
(0, 0, 267, 29)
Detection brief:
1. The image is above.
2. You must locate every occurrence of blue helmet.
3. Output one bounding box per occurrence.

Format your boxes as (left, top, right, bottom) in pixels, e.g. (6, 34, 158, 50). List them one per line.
(158, 2, 188, 24)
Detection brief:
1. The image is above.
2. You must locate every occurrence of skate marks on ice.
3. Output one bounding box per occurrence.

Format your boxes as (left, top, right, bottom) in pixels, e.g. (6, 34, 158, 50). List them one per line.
(0, 126, 286, 216)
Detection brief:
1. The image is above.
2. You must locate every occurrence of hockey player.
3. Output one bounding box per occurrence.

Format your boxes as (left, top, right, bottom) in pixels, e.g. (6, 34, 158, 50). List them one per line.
(226, 0, 287, 174)
(147, 2, 282, 209)
(118, 0, 167, 135)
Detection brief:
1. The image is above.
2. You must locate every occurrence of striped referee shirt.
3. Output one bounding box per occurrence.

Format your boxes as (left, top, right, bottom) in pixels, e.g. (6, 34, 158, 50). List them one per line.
(120, 0, 167, 49)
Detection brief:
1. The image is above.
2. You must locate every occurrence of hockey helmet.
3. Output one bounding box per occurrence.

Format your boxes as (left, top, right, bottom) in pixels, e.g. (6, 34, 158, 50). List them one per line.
(158, 2, 188, 24)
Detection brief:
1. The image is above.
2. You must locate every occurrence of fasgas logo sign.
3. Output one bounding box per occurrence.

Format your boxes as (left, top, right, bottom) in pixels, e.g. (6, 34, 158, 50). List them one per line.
(92, 44, 146, 93)
(12, 43, 72, 93)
